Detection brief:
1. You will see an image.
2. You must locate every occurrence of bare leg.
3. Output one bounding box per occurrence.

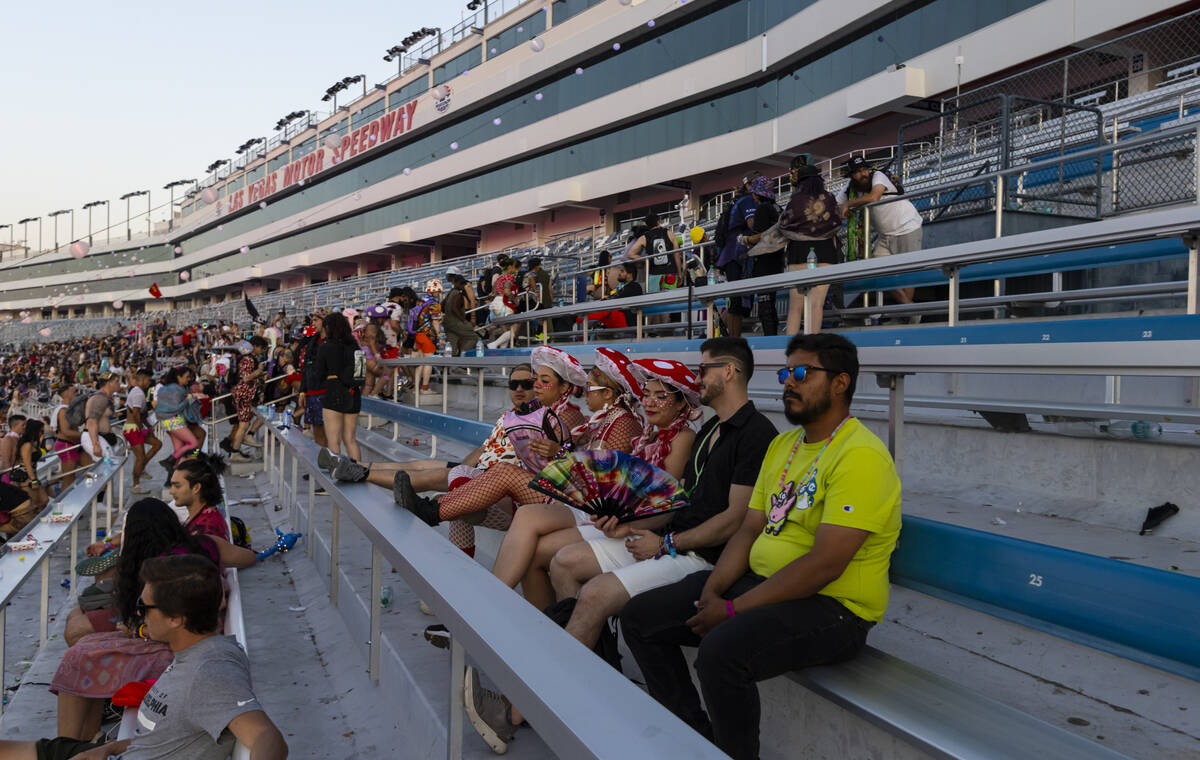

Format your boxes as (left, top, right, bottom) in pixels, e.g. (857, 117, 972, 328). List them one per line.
(341, 413, 361, 462)
(56, 693, 103, 740)
(130, 444, 146, 485)
(565, 573, 630, 649)
(784, 264, 805, 335)
(0, 740, 38, 760)
(311, 424, 327, 448)
(491, 504, 577, 588)
(805, 283, 831, 334)
(322, 410, 344, 457)
(726, 313, 742, 338)
(230, 421, 248, 451)
(63, 607, 94, 647)
(187, 423, 206, 452)
(143, 434, 163, 468)
(548, 540, 603, 601)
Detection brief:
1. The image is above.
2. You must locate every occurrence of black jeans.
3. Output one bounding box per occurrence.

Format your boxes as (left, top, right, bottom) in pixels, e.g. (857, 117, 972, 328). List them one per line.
(621, 570, 873, 760)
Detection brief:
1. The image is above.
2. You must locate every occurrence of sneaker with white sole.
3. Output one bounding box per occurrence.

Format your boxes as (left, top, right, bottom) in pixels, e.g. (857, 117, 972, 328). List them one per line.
(130, 485, 150, 495)
(242, 437, 263, 449)
(317, 448, 340, 471)
(332, 458, 370, 483)
(464, 666, 515, 754)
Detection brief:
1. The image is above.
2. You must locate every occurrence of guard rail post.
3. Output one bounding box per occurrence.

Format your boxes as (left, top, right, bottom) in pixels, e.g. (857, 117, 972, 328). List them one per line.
(369, 546, 383, 682)
(944, 265, 961, 326)
(330, 500, 341, 605)
(1188, 236, 1198, 315)
(448, 637, 466, 759)
(476, 373, 485, 421)
(306, 472, 316, 560)
(442, 368, 449, 414)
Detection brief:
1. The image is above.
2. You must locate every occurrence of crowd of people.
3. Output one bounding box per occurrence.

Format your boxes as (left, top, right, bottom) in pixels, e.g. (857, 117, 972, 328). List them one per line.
(0, 155, 914, 759)
(319, 331, 901, 760)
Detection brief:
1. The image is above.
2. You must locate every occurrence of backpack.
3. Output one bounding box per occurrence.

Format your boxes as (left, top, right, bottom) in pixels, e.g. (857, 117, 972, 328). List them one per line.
(230, 516, 251, 549)
(64, 390, 98, 430)
(877, 161, 904, 196)
(342, 345, 367, 388)
(714, 202, 734, 250)
(544, 597, 622, 672)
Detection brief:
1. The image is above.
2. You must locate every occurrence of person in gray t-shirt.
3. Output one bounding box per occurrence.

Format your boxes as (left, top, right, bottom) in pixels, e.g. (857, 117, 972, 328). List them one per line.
(0, 555, 287, 760)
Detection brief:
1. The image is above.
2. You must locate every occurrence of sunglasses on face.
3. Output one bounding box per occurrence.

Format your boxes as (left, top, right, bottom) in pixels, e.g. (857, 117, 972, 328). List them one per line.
(508, 379, 534, 391)
(135, 598, 159, 617)
(777, 365, 838, 384)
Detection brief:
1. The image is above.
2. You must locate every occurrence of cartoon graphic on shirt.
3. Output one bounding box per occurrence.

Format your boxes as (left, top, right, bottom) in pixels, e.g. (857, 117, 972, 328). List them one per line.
(765, 474, 819, 536)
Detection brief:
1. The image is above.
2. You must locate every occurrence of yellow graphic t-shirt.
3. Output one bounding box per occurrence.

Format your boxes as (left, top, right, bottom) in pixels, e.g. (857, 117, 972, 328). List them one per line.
(747, 419, 901, 622)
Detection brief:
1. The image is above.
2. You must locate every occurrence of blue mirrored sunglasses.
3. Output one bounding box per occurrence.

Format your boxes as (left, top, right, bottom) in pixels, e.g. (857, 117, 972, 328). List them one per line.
(777, 365, 837, 384)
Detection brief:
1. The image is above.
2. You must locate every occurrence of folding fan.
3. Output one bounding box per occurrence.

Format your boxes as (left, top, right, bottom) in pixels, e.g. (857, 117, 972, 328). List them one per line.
(528, 450, 690, 523)
(502, 403, 572, 472)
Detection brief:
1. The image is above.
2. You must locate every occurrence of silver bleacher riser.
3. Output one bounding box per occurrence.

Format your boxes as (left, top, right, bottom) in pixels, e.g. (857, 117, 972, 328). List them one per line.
(259, 421, 727, 760)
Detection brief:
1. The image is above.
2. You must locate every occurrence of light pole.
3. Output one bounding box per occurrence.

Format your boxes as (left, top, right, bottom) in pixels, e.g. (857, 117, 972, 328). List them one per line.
(82, 200, 108, 245)
(48, 209, 70, 252)
(466, 0, 488, 26)
(120, 191, 148, 241)
(18, 217, 38, 256)
(0, 225, 9, 262)
(163, 180, 195, 231)
(383, 46, 407, 78)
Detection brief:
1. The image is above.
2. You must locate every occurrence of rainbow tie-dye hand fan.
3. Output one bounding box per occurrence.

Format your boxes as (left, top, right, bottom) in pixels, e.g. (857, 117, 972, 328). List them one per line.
(528, 450, 690, 523)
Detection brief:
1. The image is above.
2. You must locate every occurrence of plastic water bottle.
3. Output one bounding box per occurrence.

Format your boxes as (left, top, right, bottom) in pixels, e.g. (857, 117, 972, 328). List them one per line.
(380, 585, 393, 607)
(807, 247, 818, 269)
(707, 266, 718, 287)
(1099, 420, 1163, 440)
(442, 339, 452, 358)
(475, 338, 485, 357)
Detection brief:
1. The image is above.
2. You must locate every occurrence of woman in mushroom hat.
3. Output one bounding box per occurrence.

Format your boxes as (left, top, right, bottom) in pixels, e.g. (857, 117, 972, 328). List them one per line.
(487, 356, 698, 610)
(394, 347, 643, 553)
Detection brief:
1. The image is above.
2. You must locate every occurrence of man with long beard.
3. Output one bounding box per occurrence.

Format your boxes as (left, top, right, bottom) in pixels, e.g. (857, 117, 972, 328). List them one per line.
(620, 332, 902, 760)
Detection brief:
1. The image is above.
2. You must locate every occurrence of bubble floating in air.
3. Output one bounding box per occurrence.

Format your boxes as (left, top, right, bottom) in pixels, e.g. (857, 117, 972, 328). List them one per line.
(240, 246, 250, 254)
(535, 92, 544, 101)
(529, 37, 545, 53)
(112, 300, 124, 309)
(201, 188, 219, 204)
(69, 241, 90, 259)
(493, 117, 502, 125)
(180, 271, 191, 281)
(450, 142, 459, 150)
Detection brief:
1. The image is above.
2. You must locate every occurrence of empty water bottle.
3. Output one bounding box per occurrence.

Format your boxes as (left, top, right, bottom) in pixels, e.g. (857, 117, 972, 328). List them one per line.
(442, 339, 452, 358)
(380, 585, 393, 607)
(1100, 420, 1163, 440)
(707, 266, 718, 287)
(475, 338, 485, 357)
(807, 247, 818, 269)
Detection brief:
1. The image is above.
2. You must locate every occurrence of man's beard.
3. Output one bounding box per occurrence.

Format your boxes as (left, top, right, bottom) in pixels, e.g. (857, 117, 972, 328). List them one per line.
(849, 175, 872, 194)
(699, 376, 724, 406)
(784, 390, 832, 427)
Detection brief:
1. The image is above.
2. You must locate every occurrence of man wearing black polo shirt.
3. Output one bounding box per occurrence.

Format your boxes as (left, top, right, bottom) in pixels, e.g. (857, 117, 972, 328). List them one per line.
(545, 337, 777, 654)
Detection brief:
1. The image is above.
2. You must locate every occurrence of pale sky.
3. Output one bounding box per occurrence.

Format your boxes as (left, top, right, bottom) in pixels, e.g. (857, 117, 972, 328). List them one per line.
(0, 0, 438, 248)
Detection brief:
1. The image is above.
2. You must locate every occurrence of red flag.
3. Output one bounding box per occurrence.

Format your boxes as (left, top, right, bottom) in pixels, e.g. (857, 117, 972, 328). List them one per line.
(148, 283, 162, 299)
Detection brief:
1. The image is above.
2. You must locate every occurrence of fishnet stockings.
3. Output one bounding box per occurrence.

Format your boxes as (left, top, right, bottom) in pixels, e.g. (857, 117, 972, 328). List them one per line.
(437, 462, 542, 521)
(447, 504, 515, 550)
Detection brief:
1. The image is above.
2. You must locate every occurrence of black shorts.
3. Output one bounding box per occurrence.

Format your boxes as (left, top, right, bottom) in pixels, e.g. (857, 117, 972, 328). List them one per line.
(786, 238, 839, 266)
(35, 737, 105, 760)
(321, 379, 362, 415)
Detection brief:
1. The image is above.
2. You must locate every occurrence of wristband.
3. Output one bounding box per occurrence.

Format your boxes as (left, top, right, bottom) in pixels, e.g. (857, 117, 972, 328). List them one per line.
(29, 479, 39, 486)
(664, 532, 677, 558)
(725, 600, 736, 618)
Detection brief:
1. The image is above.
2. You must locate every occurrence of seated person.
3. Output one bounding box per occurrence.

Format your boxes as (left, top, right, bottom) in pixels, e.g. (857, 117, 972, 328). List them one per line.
(391, 346, 589, 528)
(395, 346, 644, 531)
(52, 498, 253, 733)
(330, 363, 537, 559)
(0, 554, 287, 759)
(464, 340, 776, 753)
(620, 333, 902, 760)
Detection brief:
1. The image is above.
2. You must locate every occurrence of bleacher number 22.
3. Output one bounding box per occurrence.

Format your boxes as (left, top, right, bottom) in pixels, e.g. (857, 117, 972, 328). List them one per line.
(1028, 573, 1044, 588)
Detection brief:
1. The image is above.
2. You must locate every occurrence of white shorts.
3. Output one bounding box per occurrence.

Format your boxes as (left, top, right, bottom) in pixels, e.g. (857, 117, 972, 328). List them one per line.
(80, 431, 114, 461)
(587, 535, 713, 598)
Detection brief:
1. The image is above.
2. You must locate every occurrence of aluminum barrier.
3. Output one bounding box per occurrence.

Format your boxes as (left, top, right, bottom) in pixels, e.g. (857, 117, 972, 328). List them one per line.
(0, 454, 126, 717)
(259, 416, 729, 760)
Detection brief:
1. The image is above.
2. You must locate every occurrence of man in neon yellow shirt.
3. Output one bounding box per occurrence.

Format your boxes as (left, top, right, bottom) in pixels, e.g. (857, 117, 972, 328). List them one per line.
(621, 333, 901, 760)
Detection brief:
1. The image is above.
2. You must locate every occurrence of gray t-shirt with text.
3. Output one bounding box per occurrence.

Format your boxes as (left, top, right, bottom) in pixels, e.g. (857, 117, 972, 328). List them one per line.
(118, 635, 260, 760)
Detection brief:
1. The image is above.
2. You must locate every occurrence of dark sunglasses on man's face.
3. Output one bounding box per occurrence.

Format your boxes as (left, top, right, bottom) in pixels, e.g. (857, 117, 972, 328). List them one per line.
(777, 365, 838, 385)
(508, 379, 534, 391)
(135, 598, 158, 617)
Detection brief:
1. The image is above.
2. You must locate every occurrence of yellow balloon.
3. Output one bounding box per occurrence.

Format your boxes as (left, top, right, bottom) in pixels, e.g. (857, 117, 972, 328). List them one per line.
(689, 226, 705, 244)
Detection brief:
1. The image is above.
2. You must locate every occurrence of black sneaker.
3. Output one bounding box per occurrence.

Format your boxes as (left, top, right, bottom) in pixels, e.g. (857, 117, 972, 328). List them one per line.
(218, 438, 234, 455)
(317, 448, 340, 471)
(423, 623, 450, 649)
(393, 471, 439, 526)
(333, 458, 370, 483)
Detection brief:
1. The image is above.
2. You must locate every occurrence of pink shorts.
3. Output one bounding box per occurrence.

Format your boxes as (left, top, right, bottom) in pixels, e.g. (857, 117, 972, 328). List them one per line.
(123, 428, 149, 447)
(54, 439, 79, 465)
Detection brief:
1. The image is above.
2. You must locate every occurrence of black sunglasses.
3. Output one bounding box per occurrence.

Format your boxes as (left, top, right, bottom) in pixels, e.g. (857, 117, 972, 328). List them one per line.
(508, 379, 534, 391)
(135, 598, 159, 617)
(777, 365, 839, 384)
